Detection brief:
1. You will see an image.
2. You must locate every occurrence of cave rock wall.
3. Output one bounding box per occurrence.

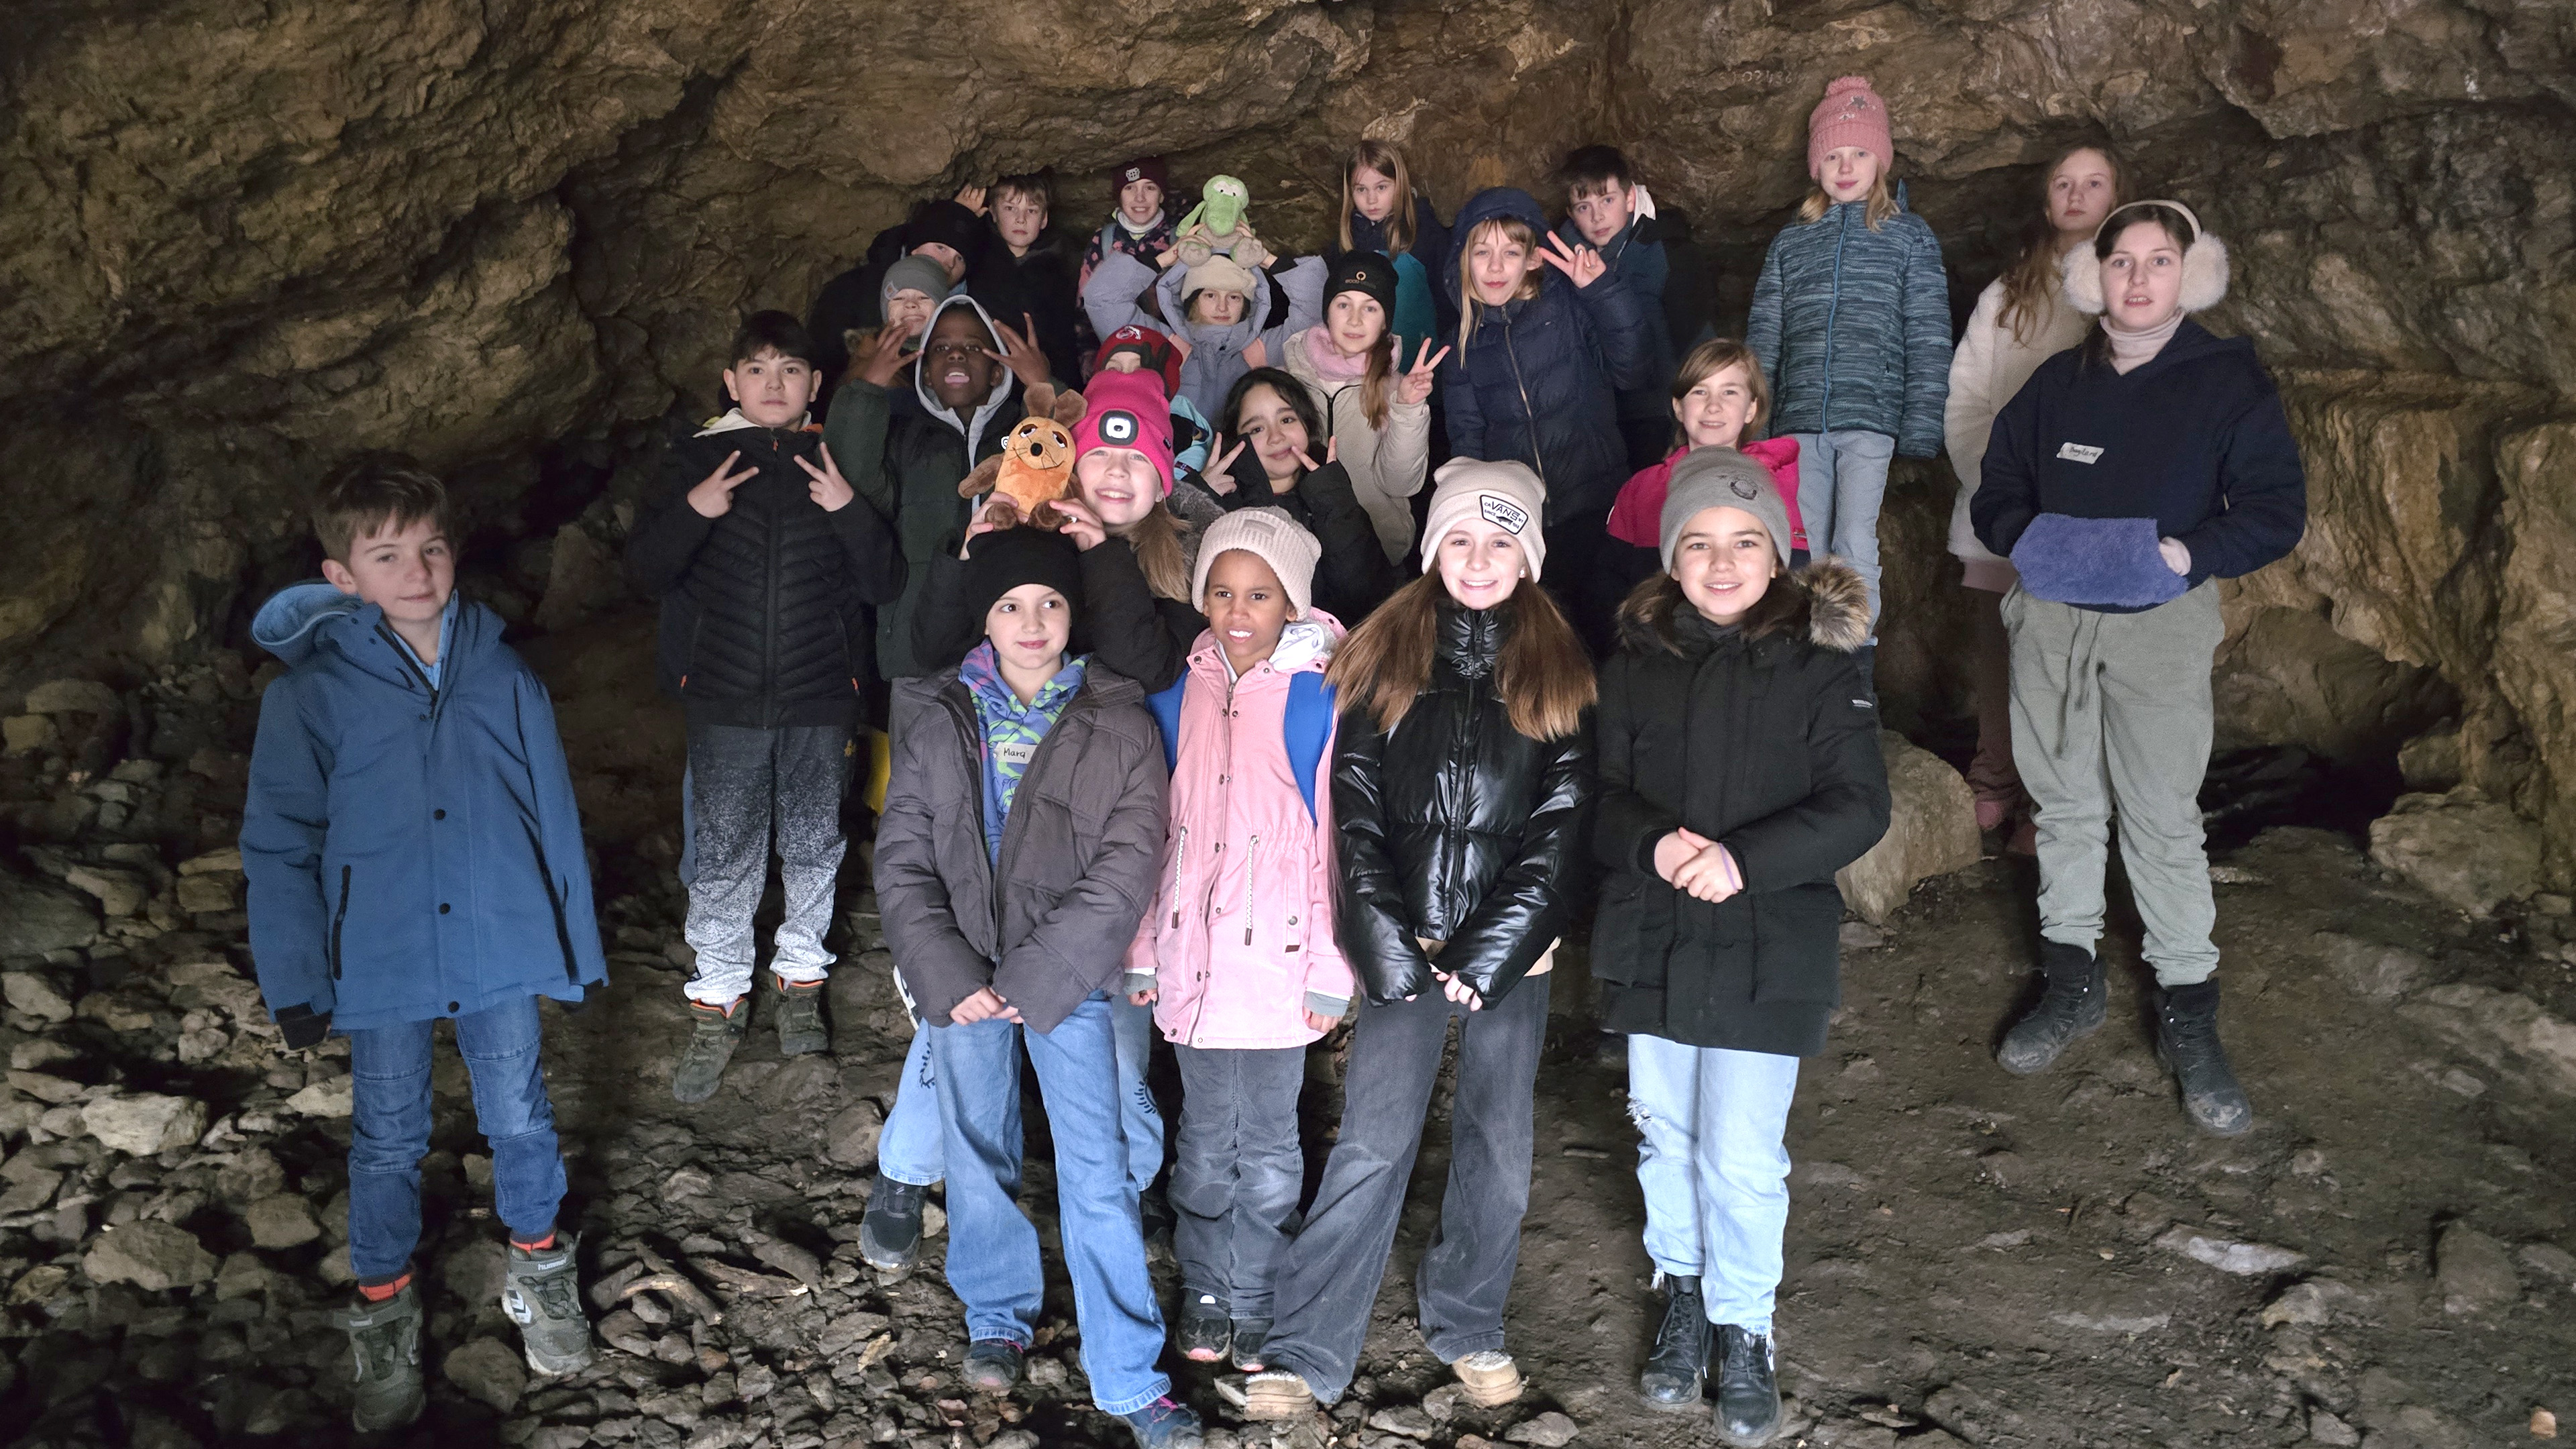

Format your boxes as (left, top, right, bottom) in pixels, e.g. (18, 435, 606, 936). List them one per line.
(3, 0, 2571, 877)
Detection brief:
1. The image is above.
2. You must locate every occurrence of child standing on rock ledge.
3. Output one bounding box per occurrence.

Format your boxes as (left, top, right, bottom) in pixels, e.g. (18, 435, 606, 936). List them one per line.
(241, 455, 604, 1433)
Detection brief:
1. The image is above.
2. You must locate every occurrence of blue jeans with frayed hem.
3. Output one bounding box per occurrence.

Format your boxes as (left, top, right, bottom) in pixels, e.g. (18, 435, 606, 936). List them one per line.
(929, 994, 1170, 1416)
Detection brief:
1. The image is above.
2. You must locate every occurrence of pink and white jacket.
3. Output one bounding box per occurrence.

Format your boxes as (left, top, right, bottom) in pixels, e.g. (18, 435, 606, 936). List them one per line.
(1126, 616, 1356, 1050)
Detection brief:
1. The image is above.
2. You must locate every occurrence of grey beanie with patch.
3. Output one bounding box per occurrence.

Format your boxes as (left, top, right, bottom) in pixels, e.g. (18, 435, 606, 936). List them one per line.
(1660, 447, 1794, 572)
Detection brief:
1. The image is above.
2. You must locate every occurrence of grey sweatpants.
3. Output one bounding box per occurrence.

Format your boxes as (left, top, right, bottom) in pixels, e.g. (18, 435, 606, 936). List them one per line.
(2002, 582, 2222, 986)
(682, 720, 853, 1005)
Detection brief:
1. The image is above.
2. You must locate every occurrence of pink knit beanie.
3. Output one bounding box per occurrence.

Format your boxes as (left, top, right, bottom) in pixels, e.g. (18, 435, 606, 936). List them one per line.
(1807, 76, 1894, 180)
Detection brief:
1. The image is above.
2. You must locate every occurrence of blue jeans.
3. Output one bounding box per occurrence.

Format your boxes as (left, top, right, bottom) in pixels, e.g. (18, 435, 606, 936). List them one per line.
(1790, 429, 1897, 635)
(346, 995, 565, 1280)
(875, 996, 1165, 1193)
(928, 994, 1169, 1416)
(1625, 1034, 1801, 1335)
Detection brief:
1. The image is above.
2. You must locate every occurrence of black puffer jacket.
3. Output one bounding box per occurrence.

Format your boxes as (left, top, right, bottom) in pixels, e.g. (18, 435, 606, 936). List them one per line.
(1333, 598, 1597, 1006)
(1589, 564, 1891, 1057)
(627, 419, 905, 728)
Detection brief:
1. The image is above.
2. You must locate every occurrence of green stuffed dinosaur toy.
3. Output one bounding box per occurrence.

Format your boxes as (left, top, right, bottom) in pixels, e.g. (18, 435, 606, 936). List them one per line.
(1174, 175, 1271, 270)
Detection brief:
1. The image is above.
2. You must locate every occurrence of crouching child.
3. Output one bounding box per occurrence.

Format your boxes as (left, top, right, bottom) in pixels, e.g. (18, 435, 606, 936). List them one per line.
(873, 527, 1204, 1449)
(242, 455, 606, 1433)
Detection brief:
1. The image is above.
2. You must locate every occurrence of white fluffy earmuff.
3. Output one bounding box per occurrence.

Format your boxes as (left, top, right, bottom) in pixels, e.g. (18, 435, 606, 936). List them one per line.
(2061, 199, 2231, 315)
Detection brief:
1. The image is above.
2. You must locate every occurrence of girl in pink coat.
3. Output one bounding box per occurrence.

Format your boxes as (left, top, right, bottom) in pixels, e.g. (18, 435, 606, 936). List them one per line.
(1127, 507, 1354, 1376)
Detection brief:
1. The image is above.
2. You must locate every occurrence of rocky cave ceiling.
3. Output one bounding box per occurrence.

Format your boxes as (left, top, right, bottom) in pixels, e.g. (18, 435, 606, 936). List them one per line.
(0, 0, 2571, 877)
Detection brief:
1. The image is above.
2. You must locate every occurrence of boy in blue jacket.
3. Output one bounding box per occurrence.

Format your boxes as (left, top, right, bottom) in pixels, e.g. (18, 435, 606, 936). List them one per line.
(243, 454, 606, 1432)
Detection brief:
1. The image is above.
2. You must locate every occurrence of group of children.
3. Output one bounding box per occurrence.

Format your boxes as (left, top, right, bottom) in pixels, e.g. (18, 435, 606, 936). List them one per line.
(239, 68, 2306, 1449)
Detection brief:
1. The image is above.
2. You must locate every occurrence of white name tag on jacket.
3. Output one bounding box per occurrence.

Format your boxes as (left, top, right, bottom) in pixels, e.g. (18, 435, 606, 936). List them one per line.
(2057, 442, 2105, 464)
(994, 741, 1036, 771)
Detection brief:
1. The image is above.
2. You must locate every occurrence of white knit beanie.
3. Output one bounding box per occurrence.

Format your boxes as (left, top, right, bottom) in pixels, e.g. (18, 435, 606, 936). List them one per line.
(1192, 507, 1322, 619)
(1418, 460, 1548, 580)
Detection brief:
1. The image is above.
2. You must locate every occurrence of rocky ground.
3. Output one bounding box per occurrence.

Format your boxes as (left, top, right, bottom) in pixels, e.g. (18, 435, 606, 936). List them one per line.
(4, 649, 2575, 1449)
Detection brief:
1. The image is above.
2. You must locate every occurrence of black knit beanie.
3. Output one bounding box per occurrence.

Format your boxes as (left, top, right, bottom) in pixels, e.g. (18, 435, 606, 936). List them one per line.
(963, 527, 1086, 625)
(1324, 250, 1399, 316)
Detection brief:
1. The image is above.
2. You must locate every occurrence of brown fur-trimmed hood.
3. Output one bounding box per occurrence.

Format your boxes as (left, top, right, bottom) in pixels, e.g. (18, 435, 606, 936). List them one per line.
(1617, 557, 1871, 657)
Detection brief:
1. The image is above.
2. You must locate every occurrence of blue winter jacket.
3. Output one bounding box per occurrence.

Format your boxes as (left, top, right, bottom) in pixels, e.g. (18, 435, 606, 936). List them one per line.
(1437, 188, 1657, 523)
(1554, 212, 1674, 423)
(241, 584, 607, 1032)
(1745, 195, 1952, 457)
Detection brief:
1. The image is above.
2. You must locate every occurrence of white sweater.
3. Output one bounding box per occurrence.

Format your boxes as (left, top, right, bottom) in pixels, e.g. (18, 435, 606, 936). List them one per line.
(1282, 327, 1432, 565)
(1943, 275, 2092, 568)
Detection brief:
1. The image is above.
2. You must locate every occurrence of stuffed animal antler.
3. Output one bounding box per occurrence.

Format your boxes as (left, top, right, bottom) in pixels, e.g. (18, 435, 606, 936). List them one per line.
(958, 382, 1088, 531)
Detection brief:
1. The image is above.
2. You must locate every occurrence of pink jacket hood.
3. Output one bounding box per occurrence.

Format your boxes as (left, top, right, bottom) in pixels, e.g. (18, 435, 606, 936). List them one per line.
(1128, 612, 1356, 1049)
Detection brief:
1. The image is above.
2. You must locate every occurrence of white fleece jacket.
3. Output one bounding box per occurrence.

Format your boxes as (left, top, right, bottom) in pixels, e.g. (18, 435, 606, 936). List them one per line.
(1944, 274, 2092, 573)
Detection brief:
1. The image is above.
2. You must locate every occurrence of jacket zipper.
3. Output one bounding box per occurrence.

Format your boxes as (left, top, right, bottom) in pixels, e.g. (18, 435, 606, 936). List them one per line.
(1168, 826, 1190, 928)
(761, 433, 784, 729)
(1817, 205, 1850, 435)
(329, 865, 350, 979)
(1499, 317, 1548, 493)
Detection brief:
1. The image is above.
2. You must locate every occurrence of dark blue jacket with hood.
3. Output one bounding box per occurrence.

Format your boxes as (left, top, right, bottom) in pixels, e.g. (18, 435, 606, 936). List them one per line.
(241, 586, 608, 1032)
(1436, 188, 1656, 523)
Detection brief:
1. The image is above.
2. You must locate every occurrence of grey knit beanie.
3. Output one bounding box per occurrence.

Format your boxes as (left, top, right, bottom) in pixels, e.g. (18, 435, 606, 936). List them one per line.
(1661, 448, 1794, 571)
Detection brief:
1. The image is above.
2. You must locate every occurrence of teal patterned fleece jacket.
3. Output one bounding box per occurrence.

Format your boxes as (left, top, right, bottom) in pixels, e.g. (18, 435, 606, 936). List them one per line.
(1746, 195, 1953, 458)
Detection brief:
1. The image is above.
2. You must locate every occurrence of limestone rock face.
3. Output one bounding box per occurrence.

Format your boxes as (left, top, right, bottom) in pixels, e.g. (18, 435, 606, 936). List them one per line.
(2368, 788, 2544, 916)
(1837, 732, 1980, 926)
(3, 0, 2573, 877)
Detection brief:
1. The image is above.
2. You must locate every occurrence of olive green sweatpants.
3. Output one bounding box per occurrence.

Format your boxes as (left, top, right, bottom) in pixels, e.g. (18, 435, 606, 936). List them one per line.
(2001, 581, 2223, 986)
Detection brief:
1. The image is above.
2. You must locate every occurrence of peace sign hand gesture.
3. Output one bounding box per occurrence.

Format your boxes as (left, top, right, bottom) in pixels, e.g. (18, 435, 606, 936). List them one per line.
(1203, 437, 1248, 494)
(1289, 435, 1340, 476)
(983, 313, 1052, 392)
(687, 451, 758, 519)
(1395, 336, 1450, 406)
(855, 322, 922, 388)
(1540, 231, 1607, 289)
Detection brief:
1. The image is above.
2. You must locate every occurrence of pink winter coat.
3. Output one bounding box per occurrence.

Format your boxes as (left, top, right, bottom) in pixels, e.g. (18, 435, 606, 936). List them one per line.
(1127, 619, 1356, 1051)
(1605, 437, 1807, 553)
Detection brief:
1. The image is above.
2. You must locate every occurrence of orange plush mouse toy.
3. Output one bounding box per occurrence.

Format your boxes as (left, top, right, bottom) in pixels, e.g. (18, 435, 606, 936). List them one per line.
(959, 382, 1086, 530)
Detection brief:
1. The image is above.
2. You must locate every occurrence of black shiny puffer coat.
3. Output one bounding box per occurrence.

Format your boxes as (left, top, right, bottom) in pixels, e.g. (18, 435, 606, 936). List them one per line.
(1331, 598, 1596, 1006)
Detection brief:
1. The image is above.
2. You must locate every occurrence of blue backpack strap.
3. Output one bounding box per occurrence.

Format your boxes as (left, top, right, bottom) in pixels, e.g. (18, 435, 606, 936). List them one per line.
(1148, 678, 1185, 774)
(1283, 674, 1335, 821)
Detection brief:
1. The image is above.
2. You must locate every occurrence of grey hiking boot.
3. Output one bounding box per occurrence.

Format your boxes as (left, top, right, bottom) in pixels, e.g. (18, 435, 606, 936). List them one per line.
(774, 973, 829, 1056)
(2155, 979, 2253, 1135)
(337, 1282, 426, 1433)
(502, 1234, 594, 1376)
(672, 997, 747, 1104)
(859, 1173, 928, 1282)
(1996, 940, 2106, 1075)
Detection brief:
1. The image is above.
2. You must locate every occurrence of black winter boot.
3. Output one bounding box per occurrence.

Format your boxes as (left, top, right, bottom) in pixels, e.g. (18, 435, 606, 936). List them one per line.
(859, 1175, 928, 1282)
(1996, 940, 2106, 1075)
(1712, 1324, 1782, 1446)
(2155, 980, 2252, 1136)
(1639, 1273, 1711, 1409)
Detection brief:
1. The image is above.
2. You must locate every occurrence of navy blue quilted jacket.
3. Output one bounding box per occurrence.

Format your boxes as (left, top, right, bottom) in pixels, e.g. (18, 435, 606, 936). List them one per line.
(1746, 197, 1952, 457)
(1436, 188, 1656, 523)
